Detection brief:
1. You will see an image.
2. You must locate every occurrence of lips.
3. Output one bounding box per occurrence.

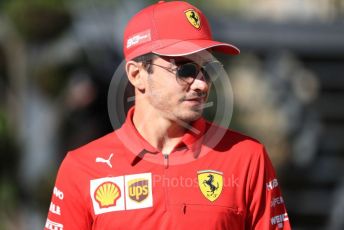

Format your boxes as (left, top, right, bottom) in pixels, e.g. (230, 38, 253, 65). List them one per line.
(184, 97, 206, 104)
(181, 92, 207, 105)
(186, 95, 205, 100)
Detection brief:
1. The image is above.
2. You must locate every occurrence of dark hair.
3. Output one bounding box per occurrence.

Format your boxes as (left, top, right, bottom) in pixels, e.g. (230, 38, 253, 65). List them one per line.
(132, 53, 157, 74)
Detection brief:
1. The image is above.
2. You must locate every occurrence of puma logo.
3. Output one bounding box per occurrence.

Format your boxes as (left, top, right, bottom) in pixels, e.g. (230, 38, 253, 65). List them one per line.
(96, 153, 113, 168)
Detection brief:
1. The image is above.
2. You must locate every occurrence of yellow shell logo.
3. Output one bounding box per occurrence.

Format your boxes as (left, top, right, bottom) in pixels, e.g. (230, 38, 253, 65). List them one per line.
(185, 9, 201, 29)
(94, 182, 121, 208)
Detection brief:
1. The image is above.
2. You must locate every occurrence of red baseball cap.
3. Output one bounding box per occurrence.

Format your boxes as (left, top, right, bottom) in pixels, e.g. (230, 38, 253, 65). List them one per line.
(123, 1, 240, 61)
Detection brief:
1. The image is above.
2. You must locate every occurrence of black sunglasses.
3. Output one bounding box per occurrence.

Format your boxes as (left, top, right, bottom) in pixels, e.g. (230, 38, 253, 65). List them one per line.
(149, 61, 224, 84)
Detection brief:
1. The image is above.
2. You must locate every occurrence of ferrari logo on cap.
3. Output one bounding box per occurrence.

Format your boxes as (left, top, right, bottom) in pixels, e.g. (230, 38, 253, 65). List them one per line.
(198, 170, 223, 202)
(185, 9, 201, 29)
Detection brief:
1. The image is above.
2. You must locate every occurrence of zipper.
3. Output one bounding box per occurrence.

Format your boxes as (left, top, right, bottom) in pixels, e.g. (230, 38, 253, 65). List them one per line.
(163, 154, 169, 169)
(162, 153, 169, 211)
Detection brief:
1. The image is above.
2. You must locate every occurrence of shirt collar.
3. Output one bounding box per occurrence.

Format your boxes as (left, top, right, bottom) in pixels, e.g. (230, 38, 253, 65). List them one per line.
(115, 106, 206, 165)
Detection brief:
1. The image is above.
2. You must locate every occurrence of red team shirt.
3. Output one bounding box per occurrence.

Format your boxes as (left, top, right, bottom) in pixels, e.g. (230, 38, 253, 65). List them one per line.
(45, 107, 291, 230)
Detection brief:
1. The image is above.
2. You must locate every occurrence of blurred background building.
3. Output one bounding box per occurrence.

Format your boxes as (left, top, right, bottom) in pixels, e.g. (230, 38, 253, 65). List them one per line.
(0, 0, 343, 229)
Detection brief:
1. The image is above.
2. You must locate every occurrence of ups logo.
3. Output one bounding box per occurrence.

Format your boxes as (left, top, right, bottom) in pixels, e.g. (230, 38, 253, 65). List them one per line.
(128, 178, 149, 203)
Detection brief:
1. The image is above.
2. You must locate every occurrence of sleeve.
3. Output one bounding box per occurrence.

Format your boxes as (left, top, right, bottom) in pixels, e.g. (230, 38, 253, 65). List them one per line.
(245, 145, 291, 230)
(44, 152, 92, 230)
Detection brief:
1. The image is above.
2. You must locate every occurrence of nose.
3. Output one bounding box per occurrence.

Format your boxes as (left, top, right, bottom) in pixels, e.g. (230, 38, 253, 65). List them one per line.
(189, 72, 210, 92)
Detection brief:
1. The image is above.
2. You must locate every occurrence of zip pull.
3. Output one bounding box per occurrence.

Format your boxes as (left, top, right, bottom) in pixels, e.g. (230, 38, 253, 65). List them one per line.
(163, 154, 169, 169)
(182, 203, 186, 214)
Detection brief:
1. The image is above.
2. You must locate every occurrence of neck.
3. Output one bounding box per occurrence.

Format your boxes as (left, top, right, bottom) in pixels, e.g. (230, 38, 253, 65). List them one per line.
(133, 102, 185, 155)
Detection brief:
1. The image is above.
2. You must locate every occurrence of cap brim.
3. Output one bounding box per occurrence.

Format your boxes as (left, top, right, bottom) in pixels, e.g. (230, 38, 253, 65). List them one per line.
(152, 39, 240, 57)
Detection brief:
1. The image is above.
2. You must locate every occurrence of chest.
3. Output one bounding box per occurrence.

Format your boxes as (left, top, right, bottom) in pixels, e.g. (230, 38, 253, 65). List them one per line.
(87, 152, 248, 230)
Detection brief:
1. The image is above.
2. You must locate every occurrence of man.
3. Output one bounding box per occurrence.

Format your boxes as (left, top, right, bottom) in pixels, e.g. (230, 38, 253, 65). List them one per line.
(45, 1, 291, 229)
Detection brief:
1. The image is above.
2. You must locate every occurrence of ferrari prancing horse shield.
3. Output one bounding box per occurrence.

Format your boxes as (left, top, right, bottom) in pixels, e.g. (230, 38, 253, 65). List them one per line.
(198, 170, 223, 202)
(185, 9, 201, 29)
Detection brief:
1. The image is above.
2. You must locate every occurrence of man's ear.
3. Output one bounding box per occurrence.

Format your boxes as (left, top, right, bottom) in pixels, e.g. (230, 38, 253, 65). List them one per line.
(125, 61, 146, 91)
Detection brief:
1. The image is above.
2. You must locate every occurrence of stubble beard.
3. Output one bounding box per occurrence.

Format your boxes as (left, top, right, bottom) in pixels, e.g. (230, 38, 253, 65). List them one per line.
(147, 91, 204, 124)
(147, 79, 206, 124)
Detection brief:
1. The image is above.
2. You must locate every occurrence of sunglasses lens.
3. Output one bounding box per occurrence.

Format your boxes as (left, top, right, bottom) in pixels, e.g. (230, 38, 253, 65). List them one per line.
(177, 63, 199, 79)
(175, 61, 223, 83)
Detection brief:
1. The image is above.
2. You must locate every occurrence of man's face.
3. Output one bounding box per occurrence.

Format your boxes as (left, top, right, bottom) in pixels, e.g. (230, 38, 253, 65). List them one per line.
(144, 50, 216, 123)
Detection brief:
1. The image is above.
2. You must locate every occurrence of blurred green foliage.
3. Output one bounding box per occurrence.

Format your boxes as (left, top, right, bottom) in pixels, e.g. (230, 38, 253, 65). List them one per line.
(5, 0, 71, 43)
(0, 177, 18, 218)
(0, 110, 19, 220)
(0, 48, 6, 82)
(0, 110, 19, 176)
(33, 63, 73, 99)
